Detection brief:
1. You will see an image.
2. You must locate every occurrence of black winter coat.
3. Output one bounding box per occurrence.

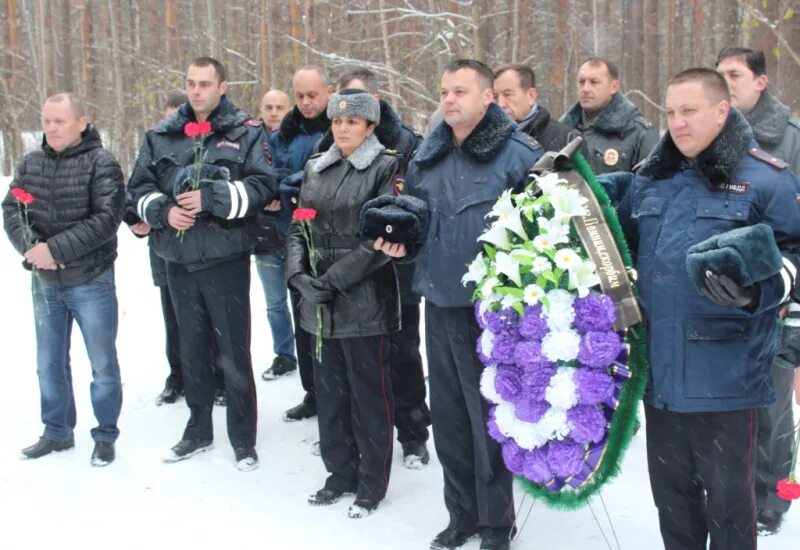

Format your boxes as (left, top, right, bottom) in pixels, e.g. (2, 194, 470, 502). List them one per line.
(127, 96, 275, 271)
(519, 105, 574, 153)
(285, 134, 401, 338)
(3, 126, 125, 287)
(316, 99, 423, 305)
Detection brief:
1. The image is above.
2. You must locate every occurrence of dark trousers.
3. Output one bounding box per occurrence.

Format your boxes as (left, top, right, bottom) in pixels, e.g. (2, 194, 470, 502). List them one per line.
(290, 289, 316, 402)
(756, 361, 796, 514)
(167, 257, 257, 448)
(645, 404, 758, 550)
(315, 334, 394, 502)
(159, 284, 224, 393)
(391, 304, 431, 445)
(426, 303, 514, 533)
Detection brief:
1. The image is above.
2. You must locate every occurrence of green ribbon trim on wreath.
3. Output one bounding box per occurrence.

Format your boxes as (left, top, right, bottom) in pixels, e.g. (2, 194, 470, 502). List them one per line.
(516, 151, 649, 509)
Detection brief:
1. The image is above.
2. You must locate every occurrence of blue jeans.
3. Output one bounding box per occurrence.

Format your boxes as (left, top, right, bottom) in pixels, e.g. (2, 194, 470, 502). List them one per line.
(255, 253, 296, 362)
(33, 266, 122, 442)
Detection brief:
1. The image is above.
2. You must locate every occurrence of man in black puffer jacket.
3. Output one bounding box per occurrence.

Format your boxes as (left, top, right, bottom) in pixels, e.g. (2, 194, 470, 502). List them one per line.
(3, 93, 125, 467)
(128, 57, 275, 470)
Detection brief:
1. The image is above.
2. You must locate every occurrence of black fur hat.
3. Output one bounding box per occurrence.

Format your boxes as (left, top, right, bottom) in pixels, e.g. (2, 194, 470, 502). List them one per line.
(357, 194, 429, 253)
(686, 223, 783, 294)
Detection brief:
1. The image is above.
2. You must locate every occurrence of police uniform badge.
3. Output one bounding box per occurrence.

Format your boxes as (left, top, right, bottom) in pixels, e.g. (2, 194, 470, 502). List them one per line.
(603, 148, 619, 166)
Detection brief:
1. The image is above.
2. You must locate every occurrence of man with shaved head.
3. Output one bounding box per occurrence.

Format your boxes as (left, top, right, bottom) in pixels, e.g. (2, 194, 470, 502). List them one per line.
(3, 92, 125, 467)
(260, 89, 291, 132)
(617, 68, 800, 549)
(263, 66, 333, 424)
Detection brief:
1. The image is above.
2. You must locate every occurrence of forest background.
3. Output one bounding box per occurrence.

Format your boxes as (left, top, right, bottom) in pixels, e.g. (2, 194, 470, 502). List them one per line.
(1, 0, 798, 174)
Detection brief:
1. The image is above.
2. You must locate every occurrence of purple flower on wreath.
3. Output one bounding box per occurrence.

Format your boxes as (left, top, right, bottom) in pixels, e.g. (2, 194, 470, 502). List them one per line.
(577, 331, 622, 369)
(522, 447, 552, 484)
(515, 396, 549, 423)
(487, 407, 507, 443)
(518, 304, 548, 340)
(485, 307, 518, 335)
(492, 329, 520, 364)
(547, 438, 584, 477)
(520, 363, 557, 401)
(567, 405, 607, 444)
(494, 364, 523, 402)
(574, 369, 616, 405)
(573, 293, 617, 333)
(513, 340, 551, 371)
(502, 439, 526, 475)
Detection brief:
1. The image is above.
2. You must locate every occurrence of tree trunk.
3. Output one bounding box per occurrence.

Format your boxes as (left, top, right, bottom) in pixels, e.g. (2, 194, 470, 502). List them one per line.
(472, 0, 483, 62)
(289, 0, 302, 66)
(60, 0, 73, 91)
(377, 0, 399, 107)
(80, 0, 94, 106)
(642, 0, 660, 124)
(777, 0, 800, 113)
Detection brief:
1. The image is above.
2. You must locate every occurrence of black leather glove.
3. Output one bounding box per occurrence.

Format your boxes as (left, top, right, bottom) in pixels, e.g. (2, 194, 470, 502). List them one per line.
(702, 272, 759, 309)
(290, 274, 335, 304)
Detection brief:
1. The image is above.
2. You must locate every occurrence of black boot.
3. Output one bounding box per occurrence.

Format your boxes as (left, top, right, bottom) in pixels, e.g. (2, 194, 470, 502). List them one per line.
(156, 384, 182, 406)
(21, 436, 75, 459)
(283, 392, 317, 421)
(91, 441, 115, 467)
(261, 356, 298, 381)
(430, 527, 479, 550)
(757, 509, 784, 536)
(402, 440, 430, 469)
(308, 487, 353, 506)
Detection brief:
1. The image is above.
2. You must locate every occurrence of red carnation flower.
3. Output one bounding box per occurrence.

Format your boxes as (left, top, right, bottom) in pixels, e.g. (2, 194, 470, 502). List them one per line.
(11, 188, 34, 205)
(777, 478, 800, 501)
(197, 121, 212, 135)
(184, 122, 200, 138)
(293, 208, 317, 222)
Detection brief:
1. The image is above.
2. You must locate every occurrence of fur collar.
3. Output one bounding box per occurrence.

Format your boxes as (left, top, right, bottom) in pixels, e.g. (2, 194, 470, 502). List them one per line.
(278, 105, 330, 141)
(745, 90, 790, 147)
(561, 92, 643, 134)
(414, 103, 517, 167)
(312, 133, 385, 172)
(157, 95, 247, 134)
(638, 107, 753, 186)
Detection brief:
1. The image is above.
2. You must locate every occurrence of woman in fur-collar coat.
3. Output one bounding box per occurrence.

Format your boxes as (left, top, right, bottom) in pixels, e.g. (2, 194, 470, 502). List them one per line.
(285, 89, 401, 518)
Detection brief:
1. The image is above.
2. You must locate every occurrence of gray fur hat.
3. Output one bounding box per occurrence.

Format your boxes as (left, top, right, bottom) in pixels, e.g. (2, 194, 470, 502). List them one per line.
(327, 88, 380, 125)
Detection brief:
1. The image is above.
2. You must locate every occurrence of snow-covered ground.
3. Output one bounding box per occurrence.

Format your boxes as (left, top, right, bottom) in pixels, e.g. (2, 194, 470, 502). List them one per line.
(0, 175, 797, 549)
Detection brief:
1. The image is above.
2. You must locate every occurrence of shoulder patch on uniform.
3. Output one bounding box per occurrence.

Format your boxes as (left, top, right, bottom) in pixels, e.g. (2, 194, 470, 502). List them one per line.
(216, 139, 241, 151)
(748, 147, 789, 170)
(511, 132, 541, 150)
(245, 118, 263, 128)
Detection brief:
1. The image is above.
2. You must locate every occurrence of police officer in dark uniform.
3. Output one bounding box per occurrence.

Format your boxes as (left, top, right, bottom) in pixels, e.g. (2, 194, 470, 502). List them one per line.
(717, 46, 800, 535)
(128, 57, 275, 470)
(379, 60, 543, 550)
(618, 68, 800, 550)
(315, 68, 432, 468)
(560, 57, 658, 175)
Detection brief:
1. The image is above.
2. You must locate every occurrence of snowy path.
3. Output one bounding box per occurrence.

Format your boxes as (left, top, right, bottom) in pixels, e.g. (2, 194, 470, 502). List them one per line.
(0, 178, 797, 549)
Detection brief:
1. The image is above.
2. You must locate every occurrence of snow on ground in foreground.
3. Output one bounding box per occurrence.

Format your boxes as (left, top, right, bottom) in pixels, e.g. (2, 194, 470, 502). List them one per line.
(0, 176, 797, 549)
